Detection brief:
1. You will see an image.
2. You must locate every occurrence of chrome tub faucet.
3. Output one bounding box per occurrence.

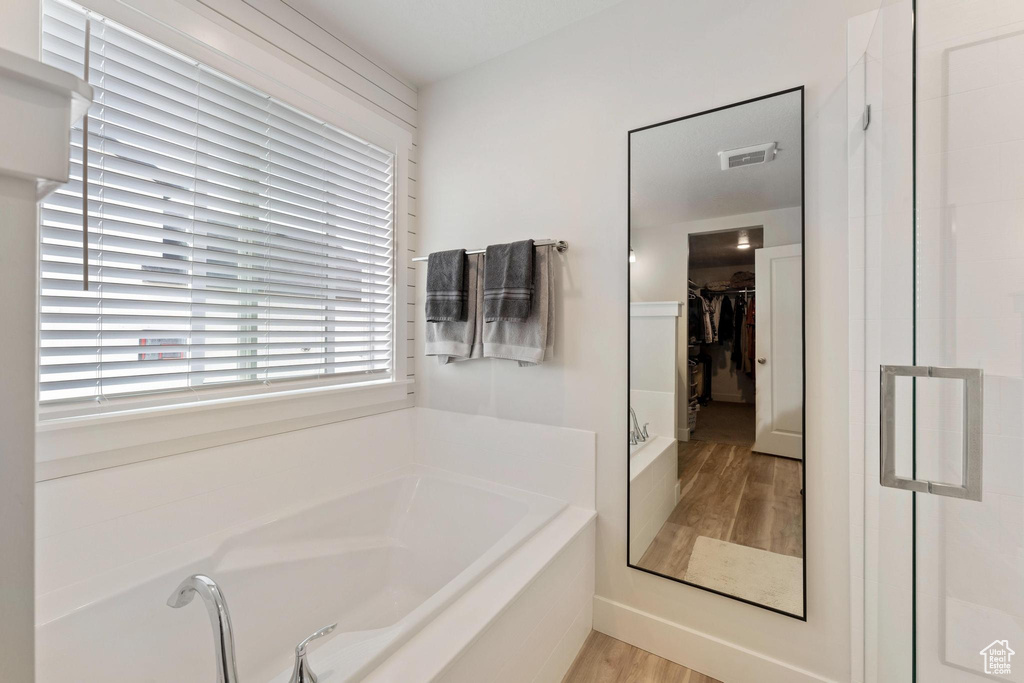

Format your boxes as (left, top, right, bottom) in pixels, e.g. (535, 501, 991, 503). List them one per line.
(167, 574, 239, 683)
(167, 573, 338, 683)
(629, 406, 648, 444)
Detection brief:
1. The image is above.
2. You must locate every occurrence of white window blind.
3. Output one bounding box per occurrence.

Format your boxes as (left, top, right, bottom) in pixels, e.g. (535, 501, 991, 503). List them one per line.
(39, 0, 395, 411)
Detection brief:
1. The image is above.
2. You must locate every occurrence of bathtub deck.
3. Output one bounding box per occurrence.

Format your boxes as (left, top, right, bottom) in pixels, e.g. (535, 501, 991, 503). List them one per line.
(562, 631, 721, 683)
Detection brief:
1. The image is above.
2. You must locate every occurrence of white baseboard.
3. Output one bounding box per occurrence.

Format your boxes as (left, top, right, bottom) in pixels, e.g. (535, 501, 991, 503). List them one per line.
(592, 596, 837, 683)
(677, 427, 690, 441)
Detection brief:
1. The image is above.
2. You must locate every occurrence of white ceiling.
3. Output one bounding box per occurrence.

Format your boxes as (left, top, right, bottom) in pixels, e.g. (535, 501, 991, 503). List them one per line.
(281, 0, 627, 86)
(630, 91, 802, 230)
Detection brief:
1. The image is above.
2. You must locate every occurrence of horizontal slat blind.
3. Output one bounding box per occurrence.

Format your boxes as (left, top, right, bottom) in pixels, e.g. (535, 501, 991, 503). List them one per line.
(40, 0, 394, 408)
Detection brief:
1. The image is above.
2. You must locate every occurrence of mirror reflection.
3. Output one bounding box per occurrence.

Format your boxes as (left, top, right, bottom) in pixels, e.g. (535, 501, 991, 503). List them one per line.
(627, 88, 805, 618)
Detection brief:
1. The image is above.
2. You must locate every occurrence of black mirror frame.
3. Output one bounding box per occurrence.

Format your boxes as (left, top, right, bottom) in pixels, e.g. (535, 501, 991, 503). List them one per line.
(626, 85, 807, 621)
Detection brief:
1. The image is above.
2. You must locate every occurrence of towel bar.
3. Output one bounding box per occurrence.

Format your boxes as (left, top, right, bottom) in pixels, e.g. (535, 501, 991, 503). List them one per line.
(410, 240, 568, 262)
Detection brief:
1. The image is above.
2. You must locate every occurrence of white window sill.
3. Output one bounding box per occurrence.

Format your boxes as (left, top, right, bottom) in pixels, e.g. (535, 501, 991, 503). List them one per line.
(36, 378, 414, 481)
(37, 377, 407, 429)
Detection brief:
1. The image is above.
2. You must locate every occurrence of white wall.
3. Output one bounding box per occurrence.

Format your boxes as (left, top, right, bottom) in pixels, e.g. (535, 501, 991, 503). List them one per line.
(0, 176, 39, 683)
(415, 0, 853, 680)
(0, 1, 38, 59)
(2, 7, 49, 681)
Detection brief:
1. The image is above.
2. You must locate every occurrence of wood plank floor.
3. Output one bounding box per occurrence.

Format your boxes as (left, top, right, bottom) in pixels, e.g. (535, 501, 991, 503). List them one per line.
(562, 631, 722, 683)
(689, 401, 755, 445)
(635, 439, 803, 581)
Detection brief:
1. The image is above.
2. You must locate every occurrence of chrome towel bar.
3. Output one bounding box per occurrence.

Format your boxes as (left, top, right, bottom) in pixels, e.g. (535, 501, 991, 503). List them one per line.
(410, 239, 568, 262)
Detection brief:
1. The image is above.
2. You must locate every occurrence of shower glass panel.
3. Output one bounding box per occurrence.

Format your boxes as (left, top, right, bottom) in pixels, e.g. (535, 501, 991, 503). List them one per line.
(857, 0, 1024, 680)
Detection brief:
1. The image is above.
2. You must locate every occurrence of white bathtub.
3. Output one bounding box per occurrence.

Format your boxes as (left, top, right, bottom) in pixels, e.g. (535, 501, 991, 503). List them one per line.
(36, 465, 566, 682)
(628, 436, 679, 565)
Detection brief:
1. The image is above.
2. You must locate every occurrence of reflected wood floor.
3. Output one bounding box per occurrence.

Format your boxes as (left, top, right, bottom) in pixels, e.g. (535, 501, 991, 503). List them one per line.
(636, 439, 803, 580)
(562, 631, 722, 683)
(689, 402, 755, 445)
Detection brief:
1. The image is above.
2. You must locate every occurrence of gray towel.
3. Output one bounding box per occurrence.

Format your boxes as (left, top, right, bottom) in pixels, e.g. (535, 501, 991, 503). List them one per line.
(483, 245, 553, 366)
(426, 253, 484, 363)
(425, 249, 467, 322)
(483, 240, 534, 322)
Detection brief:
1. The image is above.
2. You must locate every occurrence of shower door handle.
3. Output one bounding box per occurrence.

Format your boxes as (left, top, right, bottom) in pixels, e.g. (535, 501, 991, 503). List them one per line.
(879, 365, 984, 501)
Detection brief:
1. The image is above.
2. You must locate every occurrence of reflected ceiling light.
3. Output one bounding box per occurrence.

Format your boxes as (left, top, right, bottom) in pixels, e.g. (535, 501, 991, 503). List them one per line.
(737, 232, 750, 250)
(629, 247, 637, 263)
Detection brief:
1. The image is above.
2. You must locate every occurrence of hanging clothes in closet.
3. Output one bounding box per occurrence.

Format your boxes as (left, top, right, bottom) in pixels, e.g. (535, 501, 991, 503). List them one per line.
(709, 295, 723, 343)
(687, 292, 702, 344)
(719, 295, 734, 340)
(741, 296, 756, 377)
(700, 294, 714, 342)
(688, 290, 716, 344)
(731, 295, 746, 369)
(691, 290, 745, 347)
(694, 290, 726, 343)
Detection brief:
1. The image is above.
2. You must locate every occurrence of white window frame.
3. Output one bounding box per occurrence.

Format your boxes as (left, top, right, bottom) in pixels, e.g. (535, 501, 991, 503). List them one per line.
(35, 0, 415, 480)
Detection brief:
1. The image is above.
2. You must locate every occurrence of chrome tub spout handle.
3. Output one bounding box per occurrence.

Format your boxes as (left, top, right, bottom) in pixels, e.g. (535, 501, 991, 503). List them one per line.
(290, 622, 338, 683)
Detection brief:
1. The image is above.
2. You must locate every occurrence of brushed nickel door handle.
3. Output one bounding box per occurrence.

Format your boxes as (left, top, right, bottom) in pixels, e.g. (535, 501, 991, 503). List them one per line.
(879, 365, 983, 501)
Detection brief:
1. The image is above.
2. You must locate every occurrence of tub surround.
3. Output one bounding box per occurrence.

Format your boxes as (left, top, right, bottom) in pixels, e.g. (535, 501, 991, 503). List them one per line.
(628, 437, 679, 565)
(34, 407, 596, 682)
(38, 467, 567, 682)
(36, 410, 413, 599)
(629, 302, 682, 441)
(367, 506, 595, 682)
(414, 408, 596, 510)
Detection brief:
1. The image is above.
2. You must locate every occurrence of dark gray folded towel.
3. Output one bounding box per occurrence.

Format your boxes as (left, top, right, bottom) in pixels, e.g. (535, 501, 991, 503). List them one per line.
(426, 249, 467, 322)
(483, 239, 534, 322)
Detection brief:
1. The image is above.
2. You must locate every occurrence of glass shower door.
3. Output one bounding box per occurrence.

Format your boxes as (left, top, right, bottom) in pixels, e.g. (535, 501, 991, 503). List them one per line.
(861, 0, 1024, 680)
(858, 2, 916, 679)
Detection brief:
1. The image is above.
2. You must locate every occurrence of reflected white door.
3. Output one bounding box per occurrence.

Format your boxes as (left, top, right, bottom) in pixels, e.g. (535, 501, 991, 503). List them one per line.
(753, 244, 803, 459)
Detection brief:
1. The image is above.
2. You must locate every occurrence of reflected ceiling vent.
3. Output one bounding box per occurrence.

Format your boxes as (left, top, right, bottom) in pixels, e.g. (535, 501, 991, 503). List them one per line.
(719, 142, 777, 170)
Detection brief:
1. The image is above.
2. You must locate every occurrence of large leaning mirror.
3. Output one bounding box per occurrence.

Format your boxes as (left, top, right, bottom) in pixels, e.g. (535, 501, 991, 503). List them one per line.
(627, 88, 805, 619)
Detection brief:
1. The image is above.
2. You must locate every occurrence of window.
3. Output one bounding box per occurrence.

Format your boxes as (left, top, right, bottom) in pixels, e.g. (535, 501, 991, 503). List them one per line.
(39, 0, 395, 414)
